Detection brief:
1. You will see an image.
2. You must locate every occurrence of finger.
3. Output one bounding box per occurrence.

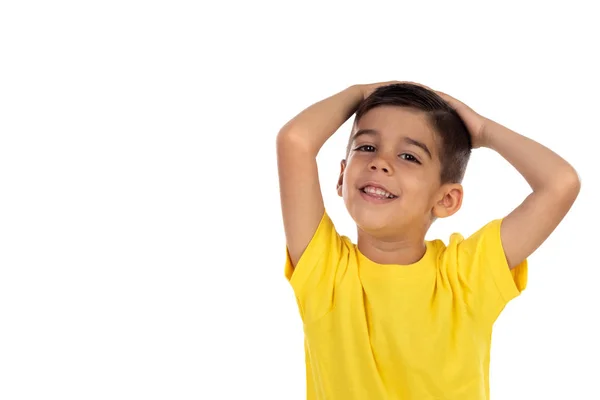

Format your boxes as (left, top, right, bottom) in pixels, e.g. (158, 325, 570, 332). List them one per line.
(436, 91, 457, 104)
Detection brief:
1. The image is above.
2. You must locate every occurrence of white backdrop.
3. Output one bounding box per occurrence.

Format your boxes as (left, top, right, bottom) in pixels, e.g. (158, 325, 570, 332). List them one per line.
(1, 1, 598, 399)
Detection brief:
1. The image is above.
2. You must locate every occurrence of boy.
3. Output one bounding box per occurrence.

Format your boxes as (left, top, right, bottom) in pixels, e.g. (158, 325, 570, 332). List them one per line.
(276, 81, 580, 399)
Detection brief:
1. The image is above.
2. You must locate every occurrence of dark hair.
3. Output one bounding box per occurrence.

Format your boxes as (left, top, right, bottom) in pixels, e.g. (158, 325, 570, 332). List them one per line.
(348, 83, 472, 184)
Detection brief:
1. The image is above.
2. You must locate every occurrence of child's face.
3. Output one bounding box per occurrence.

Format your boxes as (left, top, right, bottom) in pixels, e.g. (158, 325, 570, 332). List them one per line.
(338, 105, 456, 236)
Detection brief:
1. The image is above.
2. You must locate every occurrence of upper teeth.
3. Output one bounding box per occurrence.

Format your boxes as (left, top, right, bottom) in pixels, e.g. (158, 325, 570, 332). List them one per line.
(364, 186, 395, 198)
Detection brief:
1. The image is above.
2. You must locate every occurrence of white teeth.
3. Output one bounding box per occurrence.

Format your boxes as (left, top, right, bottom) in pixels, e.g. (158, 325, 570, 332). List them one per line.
(364, 186, 395, 198)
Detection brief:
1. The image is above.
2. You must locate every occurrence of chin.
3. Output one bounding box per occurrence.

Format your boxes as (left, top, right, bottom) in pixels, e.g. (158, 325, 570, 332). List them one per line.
(348, 207, 396, 234)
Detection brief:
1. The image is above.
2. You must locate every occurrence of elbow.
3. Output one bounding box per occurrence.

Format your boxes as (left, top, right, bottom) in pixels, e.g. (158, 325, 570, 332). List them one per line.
(565, 166, 581, 194)
(276, 128, 316, 156)
(555, 166, 581, 202)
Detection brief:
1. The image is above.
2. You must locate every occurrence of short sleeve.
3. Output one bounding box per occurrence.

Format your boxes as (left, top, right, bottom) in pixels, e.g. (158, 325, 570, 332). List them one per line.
(454, 218, 528, 324)
(284, 210, 345, 324)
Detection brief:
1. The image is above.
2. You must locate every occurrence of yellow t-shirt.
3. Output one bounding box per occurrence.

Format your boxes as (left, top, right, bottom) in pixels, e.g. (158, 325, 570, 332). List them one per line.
(285, 211, 528, 400)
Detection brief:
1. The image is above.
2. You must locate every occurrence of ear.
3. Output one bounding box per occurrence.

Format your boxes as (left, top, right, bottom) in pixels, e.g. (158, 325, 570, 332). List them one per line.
(432, 183, 463, 219)
(337, 159, 347, 197)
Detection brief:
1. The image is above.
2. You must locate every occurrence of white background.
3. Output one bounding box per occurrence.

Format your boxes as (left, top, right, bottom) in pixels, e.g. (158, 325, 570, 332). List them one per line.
(1, 1, 598, 399)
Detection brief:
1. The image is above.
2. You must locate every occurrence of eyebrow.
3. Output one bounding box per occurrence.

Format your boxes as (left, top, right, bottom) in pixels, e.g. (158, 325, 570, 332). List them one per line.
(351, 128, 433, 159)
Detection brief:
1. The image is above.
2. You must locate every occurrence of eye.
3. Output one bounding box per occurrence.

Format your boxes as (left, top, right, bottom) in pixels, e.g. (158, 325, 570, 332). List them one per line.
(354, 145, 376, 152)
(399, 153, 421, 164)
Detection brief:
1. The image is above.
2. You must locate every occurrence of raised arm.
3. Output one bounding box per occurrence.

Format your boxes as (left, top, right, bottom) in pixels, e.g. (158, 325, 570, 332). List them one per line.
(276, 85, 364, 267)
(480, 117, 580, 268)
(435, 90, 581, 269)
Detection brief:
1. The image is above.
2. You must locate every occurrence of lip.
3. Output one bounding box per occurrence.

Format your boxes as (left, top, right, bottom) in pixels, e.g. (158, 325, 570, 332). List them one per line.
(359, 181, 398, 197)
(358, 181, 398, 204)
(359, 189, 397, 204)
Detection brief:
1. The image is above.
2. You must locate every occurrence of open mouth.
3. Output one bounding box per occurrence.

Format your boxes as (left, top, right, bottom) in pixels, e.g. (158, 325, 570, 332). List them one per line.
(360, 185, 397, 199)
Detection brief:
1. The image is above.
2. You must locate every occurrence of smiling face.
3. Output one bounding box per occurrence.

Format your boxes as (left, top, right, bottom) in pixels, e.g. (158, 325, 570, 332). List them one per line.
(337, 105, 463, 238)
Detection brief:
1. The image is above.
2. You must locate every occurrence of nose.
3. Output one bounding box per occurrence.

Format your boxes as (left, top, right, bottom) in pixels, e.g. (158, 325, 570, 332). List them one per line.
(368, 156, 392, 174)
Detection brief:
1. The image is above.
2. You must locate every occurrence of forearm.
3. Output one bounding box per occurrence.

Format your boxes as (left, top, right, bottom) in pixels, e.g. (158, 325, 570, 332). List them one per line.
(482, 118, 580, 194)
(278, 85, 363, 156)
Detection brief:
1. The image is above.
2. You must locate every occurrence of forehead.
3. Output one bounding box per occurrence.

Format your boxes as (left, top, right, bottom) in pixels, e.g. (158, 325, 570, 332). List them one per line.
(355, 106, 435, 144)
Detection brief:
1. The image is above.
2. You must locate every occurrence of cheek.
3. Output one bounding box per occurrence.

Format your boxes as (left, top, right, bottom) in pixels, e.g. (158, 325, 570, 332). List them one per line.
(403, 174, 436, 199)
(401, 172, 424, 189)
(342, 161, 360, 184)
(343, 174, 359, 197)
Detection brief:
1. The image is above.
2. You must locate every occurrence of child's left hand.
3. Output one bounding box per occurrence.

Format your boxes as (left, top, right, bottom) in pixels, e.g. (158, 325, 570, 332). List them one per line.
(434, 91, 489, 149)
(405, 82, 488, 148)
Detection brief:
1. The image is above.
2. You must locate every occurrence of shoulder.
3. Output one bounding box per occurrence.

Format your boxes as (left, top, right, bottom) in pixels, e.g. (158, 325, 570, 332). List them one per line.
(425, 219, 505, 263)
(443, 219, 503, 249)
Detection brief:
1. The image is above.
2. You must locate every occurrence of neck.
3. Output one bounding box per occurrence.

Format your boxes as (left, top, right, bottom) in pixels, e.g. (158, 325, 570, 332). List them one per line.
(356, 227, 428, 266)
